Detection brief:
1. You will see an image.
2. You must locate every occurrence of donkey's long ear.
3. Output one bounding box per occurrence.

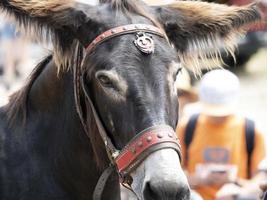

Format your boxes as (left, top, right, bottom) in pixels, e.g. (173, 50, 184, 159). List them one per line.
(0, 0, 95, 69)
(153, 1, 261, 73)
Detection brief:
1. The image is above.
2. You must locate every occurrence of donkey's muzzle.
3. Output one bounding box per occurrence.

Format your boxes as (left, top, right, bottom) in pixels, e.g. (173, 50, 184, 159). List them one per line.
(114, 125, 182, 181)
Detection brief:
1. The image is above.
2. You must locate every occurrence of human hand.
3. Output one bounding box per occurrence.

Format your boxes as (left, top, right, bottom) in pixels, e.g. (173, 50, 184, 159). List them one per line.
(190, 169, 231, 187)
(195, 164, 237, 186)
(259, 180, 267, 199)
(216, 183, 242, 200)
(260, 180, 267, 192)
(205, 170, 232, 186)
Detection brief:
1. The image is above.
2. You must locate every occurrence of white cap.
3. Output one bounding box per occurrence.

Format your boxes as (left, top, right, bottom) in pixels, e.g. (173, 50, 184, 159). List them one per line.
(199, 69, 240, 116)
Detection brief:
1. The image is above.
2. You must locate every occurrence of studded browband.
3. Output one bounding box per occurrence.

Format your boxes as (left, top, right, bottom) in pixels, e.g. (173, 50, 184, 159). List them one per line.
(85, 24, 166, 54)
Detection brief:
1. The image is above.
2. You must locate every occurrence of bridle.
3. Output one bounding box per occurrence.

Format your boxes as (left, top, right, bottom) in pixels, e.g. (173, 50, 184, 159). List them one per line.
(74, 23, 182, 200)
(73, 24, 182, 200)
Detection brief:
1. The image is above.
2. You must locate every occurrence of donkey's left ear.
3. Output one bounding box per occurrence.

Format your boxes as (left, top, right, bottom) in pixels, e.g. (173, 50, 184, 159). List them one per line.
(0, 0, 97, 68)
(153, 1, 262, 73)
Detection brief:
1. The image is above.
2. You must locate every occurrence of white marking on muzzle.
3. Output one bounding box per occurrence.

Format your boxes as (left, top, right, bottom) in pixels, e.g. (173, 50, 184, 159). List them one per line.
(130, 149, 189, 200)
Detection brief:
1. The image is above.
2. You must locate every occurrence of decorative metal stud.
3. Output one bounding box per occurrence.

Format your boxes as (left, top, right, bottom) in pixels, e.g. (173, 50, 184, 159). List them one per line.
(131, 147, 136, 154)
(138, 141, 143, 147)
(100, 34, 105, 39)
(135, 25, 139, 29)
(157, 133, 164, 138)
(111, 30, 116, 34)
(147, 136, 152, 142)
(134, 32, 155, 54)
(123, 27, 127, 31)
(112, 151, 120, 159)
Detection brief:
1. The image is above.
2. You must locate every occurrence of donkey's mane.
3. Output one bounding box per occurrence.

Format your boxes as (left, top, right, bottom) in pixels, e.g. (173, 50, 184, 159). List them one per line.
(4, 55, 53, 126)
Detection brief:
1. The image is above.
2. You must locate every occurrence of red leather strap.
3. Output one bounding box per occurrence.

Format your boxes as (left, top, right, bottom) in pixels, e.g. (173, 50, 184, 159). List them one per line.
(115, 125, 181, 177)
(86, 24, 165, 54)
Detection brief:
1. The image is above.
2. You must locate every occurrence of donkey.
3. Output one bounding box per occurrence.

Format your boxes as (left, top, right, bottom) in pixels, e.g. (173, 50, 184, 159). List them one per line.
(0, 0, 261, 199)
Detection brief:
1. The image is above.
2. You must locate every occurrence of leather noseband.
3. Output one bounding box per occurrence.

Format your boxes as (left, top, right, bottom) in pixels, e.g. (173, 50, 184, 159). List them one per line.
(116, 125, 181, 178)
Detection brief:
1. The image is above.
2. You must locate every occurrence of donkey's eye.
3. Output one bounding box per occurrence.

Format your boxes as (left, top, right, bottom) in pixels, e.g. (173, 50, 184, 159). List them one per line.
(96, 73, 114, 87)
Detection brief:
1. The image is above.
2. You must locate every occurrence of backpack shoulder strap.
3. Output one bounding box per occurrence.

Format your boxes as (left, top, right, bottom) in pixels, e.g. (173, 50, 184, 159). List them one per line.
(184, 113, 200, 167)
(245, 118, 255, 178)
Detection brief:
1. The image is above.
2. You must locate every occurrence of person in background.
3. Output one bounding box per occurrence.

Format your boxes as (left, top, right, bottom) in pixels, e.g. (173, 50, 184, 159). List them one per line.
(176, 69, 266, 200)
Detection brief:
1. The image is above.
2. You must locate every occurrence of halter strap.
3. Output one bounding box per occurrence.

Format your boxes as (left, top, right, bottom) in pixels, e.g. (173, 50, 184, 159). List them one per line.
(86, 24, 165, 54)
(81, 74, 119, 161)
(115, 125, 181, 177)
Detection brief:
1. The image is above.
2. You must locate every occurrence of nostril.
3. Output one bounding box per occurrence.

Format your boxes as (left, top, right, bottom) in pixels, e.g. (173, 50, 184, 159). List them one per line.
(143, 180, 190, 200)
(143, 182, 160, 200)
(177, 186, 191, 200)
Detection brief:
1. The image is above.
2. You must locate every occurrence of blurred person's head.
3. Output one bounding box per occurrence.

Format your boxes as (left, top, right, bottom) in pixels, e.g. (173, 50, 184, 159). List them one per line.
(199, 69, 240, 119)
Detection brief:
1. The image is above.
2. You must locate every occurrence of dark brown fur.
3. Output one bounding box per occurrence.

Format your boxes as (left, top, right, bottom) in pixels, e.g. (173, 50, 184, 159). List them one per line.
(1, 0, 262, 166)
(1, 0, 261, 142)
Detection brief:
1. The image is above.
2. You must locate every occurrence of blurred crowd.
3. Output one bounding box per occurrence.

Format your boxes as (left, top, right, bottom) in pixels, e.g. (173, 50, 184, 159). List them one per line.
(0, 14, 48, 106)
(0, 15, 28, 105)
(1, 16, 24, 82)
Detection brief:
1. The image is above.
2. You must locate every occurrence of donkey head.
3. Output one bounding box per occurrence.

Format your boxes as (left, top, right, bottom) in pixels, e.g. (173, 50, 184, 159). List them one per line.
(0, 0, 261, 199)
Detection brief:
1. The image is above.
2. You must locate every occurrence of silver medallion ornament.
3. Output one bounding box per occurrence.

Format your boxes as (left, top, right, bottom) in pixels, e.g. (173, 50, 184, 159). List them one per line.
(134, 32, 155, 54)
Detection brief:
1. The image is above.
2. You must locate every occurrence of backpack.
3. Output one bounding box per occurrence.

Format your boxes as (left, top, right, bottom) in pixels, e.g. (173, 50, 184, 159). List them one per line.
(184, 114, 255, 178)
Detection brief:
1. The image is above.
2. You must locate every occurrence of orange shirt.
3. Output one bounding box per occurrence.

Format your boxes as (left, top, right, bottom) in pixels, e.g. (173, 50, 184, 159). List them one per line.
(176, 114, 266, 200)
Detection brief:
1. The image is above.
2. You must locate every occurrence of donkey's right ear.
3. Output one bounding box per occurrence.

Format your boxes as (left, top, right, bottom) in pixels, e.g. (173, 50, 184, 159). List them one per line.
(0, 0, 99, 68)
(151, 1, 261, 73)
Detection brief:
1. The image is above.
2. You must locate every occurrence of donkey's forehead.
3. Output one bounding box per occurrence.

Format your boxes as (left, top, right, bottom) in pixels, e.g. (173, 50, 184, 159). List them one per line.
(87, 30, 178, 72)
(82, 3, 154, 26)
(99, 60, 180, 77)
(80, 3, 179, 72)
